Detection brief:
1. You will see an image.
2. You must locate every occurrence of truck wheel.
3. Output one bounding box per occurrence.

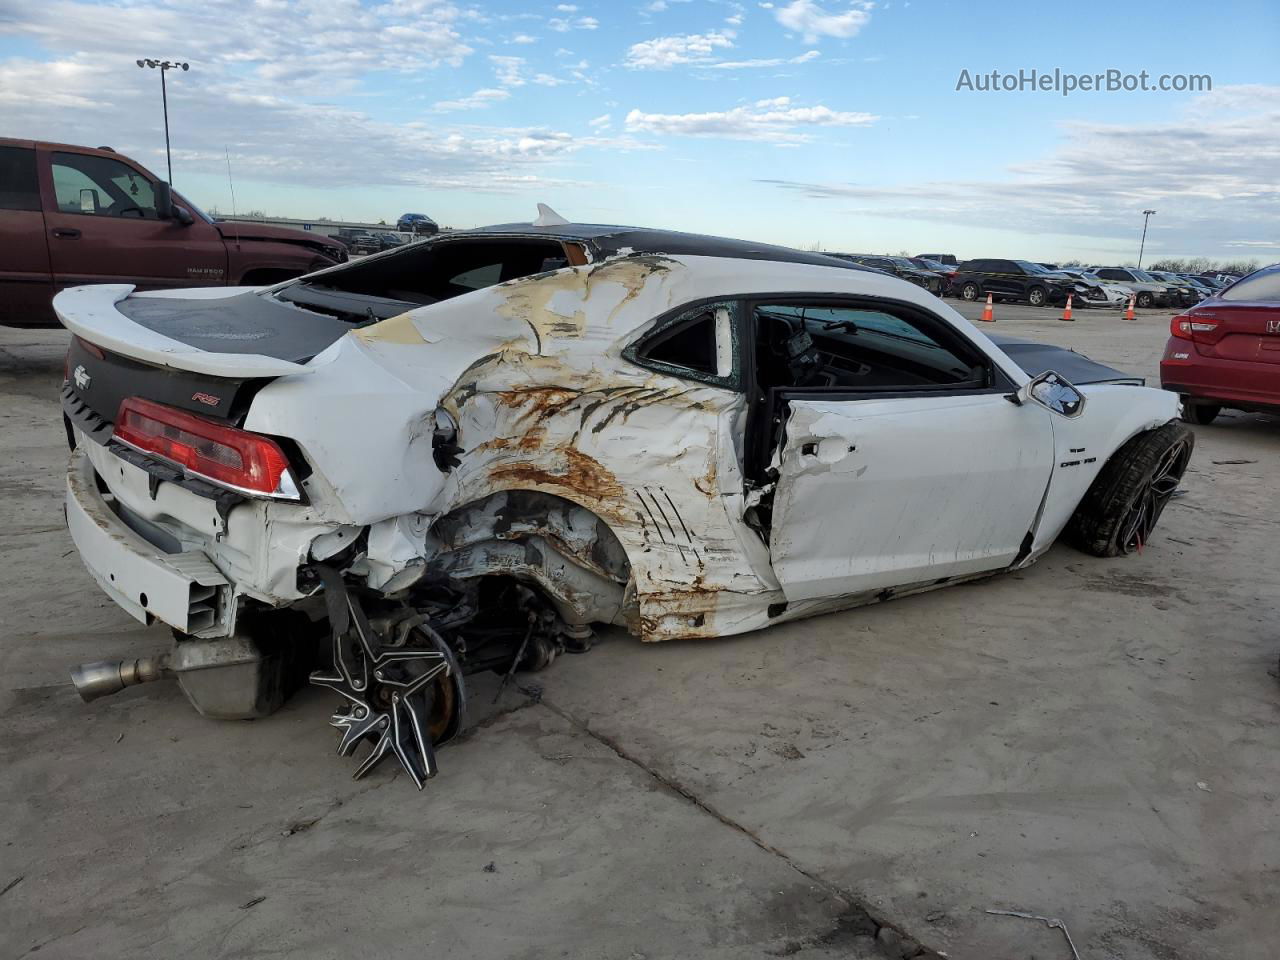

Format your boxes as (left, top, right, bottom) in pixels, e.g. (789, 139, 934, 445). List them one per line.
(961, 282, 981, 301)
(1136, 292, 1153, 308)
(1183, 403, 1220, 425)
(1066, 423, 1194, 557)
(1027, 286, 1048, 307)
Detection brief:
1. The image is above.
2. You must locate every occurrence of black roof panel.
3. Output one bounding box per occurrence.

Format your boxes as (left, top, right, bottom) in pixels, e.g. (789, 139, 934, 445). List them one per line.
(454, 222, 871, 272)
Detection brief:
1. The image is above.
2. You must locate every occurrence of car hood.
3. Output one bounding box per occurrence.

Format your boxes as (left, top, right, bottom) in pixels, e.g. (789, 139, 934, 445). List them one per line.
(987, 334, 1142, 385)
(214, 221, 335, 250)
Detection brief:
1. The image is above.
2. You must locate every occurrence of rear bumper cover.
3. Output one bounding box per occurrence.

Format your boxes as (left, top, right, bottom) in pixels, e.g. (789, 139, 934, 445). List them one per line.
(66, 451, 230, 634)
(1160, 340, 1280, 411)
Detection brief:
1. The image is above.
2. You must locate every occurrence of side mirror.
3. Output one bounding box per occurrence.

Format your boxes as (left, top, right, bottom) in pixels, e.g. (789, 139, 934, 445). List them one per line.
(172, 205, 194, 226)
(1014, 370, 1085, 418)
(153, 180, 172, 217)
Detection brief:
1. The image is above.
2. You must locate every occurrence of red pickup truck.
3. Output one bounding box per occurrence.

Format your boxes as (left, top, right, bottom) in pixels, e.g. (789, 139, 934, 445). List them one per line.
(0, 138, 346, 327)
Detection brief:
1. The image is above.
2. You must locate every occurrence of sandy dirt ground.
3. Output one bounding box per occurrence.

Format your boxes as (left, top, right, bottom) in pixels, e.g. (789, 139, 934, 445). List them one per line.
(1, 302, 1277, 960)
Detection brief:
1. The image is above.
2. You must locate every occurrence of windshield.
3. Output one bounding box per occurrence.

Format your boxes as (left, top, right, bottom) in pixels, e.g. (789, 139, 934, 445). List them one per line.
(175, 191, 213, 224)
(1130, 270, 1159, 283)
(891, 257, 918, 269)
(1014, 260, 1051, 274)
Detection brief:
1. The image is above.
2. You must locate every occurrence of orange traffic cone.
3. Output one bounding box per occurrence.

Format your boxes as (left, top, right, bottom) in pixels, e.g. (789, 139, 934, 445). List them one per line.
(1124, 294, 1136, 321)
(1060, 294, 1074, 321)
(979, 292, 994, 322)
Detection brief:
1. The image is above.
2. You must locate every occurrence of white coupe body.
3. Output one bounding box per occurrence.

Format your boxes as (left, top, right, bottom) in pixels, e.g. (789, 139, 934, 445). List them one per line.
(57, 233, 1180, 649)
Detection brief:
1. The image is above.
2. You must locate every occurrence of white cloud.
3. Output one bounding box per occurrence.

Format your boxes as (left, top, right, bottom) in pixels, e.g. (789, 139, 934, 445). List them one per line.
(489, 55, 526, 86)
(774, 0, 872, 43)
(509, 33, 537, 43)
(625, 30, 736, 69)
(708, 49, 820, 69)
(555, 3, 577, 10)
(433, 87, 511, 111)
(589, 113, 612, 129)
(625, 96, 876, 141)
(758, 85, 1280, 256)
(548, 15, 599, 31)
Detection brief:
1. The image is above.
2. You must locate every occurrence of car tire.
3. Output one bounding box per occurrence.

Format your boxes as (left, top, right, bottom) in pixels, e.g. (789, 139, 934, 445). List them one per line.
(1136, 292, 1154, 308)
(1183, 403, 1221, 425)
(1066, 422, 1194, 557)
(1027, 286, 1048, 307)
(961, 282, 981, 301)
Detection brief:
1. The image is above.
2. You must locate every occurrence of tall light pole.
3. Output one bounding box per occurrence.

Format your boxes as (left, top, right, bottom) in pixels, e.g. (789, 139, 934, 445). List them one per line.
(136, 59, 189, 184)
(1137, 209, 1156, 269)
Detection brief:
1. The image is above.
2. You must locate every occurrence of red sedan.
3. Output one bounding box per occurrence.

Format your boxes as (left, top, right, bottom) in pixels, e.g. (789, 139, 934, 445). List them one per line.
(1160, 264, 1280, 424)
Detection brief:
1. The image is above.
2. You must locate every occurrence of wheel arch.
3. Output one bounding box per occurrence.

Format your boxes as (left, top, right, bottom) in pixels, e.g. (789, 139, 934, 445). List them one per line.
(427, 487, 636, 631)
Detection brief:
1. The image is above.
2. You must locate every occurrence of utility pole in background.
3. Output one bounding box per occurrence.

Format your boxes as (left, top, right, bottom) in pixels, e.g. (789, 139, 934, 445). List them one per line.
(1138, 209, 1156, 268)
(136, 59, 189, 184)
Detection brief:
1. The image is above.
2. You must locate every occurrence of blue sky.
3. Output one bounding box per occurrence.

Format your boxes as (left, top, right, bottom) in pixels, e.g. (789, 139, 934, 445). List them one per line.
(1, 0, 1278, 262)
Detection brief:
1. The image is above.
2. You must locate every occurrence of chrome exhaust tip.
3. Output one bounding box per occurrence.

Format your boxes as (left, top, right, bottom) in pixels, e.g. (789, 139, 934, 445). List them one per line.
(70, 656, 170, 702)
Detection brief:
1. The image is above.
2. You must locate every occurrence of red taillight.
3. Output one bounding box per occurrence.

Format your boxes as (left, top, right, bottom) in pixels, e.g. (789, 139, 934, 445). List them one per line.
(114, 397, 300, 500)
(1170, 314, 1219, 341)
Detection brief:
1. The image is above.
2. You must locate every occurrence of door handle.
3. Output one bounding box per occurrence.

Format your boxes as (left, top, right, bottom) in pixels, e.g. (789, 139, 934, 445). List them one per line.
(51, 227, 81, 239)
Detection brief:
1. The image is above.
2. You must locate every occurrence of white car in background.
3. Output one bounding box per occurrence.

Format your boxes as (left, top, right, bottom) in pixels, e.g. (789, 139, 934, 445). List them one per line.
(1060, 269, 1136, 307)
(54, 213, 1194, 789)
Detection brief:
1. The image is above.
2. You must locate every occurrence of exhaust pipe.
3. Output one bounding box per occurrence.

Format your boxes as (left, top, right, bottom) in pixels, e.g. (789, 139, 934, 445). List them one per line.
(70, 655, 171, 702)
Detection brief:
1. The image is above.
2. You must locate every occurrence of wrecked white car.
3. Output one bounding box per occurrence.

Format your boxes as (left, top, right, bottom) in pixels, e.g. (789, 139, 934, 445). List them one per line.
(57, 213, 1193, 787)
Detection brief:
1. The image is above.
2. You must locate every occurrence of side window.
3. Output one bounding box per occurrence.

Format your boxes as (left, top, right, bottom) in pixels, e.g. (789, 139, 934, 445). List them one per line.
(753, 302, 988, 393)
(51, 151, 158, 219)
(0, 146, 40, 211)
(627, 302, 738, 387)
(449, 262, 503, 290)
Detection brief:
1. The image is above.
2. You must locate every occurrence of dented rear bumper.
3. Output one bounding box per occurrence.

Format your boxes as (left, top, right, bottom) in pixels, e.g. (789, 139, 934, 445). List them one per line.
(66, 450, 231, 634)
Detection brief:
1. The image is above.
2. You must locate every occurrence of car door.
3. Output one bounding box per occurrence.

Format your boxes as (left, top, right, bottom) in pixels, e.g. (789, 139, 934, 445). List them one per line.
(0, 143, 54, 326)
(755, 299, 1055, 602)
(988, 259, 1023, 300)
(38, 147, 228, 292)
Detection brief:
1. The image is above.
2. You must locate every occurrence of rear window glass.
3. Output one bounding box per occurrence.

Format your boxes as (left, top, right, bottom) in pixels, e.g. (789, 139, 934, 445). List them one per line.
(1220, 270, 1280, 302)
(0, 146, 40, 211)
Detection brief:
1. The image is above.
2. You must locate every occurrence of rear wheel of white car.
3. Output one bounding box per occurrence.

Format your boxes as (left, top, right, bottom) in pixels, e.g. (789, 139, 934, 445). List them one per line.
(1067, 423, 1194, 557)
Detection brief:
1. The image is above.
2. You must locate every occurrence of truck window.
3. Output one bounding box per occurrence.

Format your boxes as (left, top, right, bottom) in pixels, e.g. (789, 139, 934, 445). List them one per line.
(0, 146, 40, 211)
(51, 151, 159, 219)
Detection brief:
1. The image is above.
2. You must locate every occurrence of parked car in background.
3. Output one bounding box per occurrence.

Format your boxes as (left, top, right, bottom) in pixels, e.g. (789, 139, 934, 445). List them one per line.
(1146, 270, 1204, 306)
(832, 254, 948, 296)
(950, 258, 1096, 307)
(0, 138, 346, 327)
(1091, 267, 1179, 308)
(1059, 269, 1135, 307)
(1160, 263, 1280, 423)
(1175, 274, 1217, 297)
(376, 232, 405, 252)
(396, 212, 439, 235)
(916, 252, 958, 266)
(346, 232, 384, 255)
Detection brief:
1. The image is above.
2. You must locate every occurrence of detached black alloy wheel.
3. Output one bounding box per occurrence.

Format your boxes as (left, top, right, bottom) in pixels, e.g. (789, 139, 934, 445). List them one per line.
(1136, 292, 1154, 308)
(961, 282, 981, 301)
(1067, 423, 1195, 557)
(1027, 286, 1048, 307)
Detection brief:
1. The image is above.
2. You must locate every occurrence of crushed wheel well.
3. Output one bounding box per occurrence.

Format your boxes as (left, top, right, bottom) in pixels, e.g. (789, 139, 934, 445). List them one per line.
(429, 490, 633, 629)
